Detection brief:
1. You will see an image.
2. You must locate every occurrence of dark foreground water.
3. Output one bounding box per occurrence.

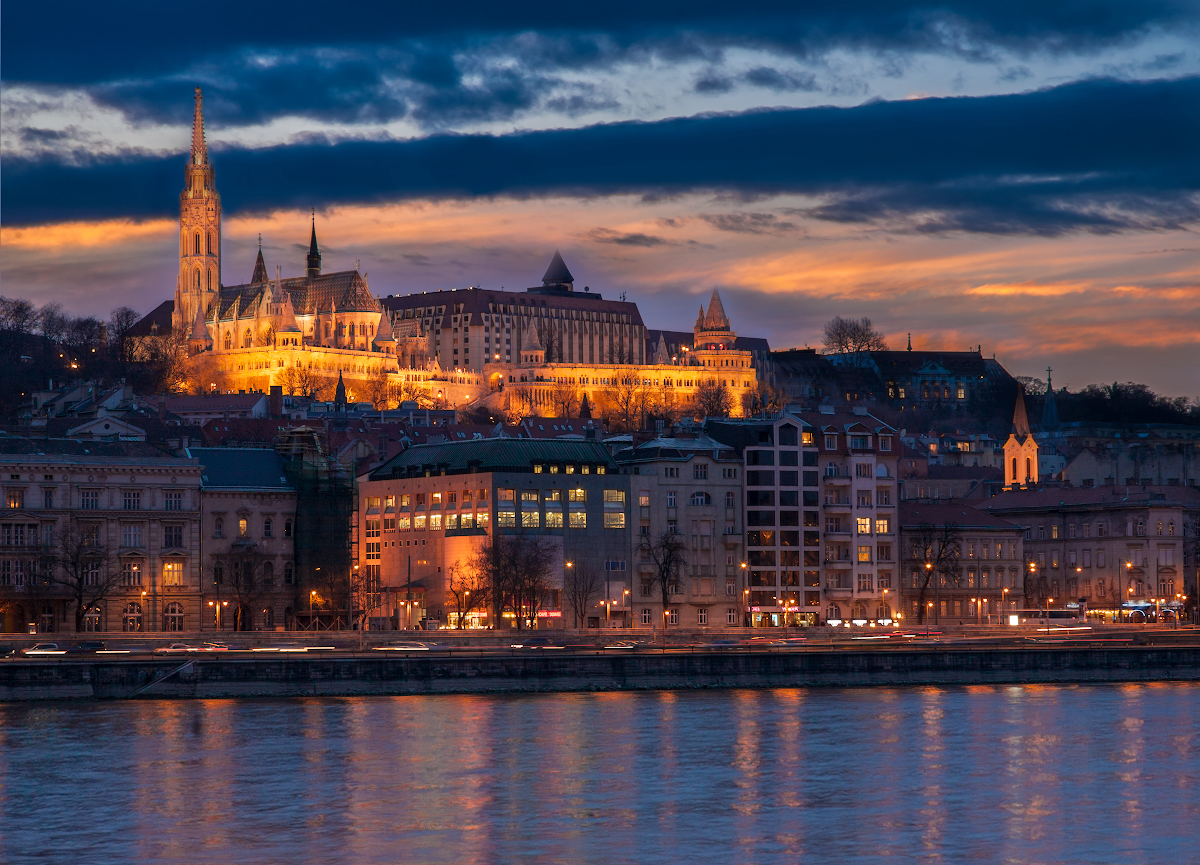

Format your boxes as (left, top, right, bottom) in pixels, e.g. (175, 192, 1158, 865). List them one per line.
(2, 685, 1198, 865)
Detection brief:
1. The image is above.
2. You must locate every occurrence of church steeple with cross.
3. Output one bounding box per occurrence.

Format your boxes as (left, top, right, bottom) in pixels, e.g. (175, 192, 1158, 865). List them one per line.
(174, 86, 222, 335)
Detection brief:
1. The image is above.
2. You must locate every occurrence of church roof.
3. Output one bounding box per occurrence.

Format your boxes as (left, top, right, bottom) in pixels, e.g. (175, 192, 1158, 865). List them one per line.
(251, 246, 269, 284)
(191, 87, 207, 165)
(702, 289, 730, 331)
(128, 300, 175, 338)
(372, 311, 396, 345)
(1011, 384, 1032, 438)
(189, 299, 212, 342)
(522, 326, 544, 352)
(542, 250, 573, 285)
(215, 269, 378, 319)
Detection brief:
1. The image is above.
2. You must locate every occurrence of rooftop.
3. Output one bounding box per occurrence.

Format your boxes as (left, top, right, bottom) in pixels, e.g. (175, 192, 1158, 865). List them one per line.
(369, 438, 617, 480)
(186, 448, 293, 489)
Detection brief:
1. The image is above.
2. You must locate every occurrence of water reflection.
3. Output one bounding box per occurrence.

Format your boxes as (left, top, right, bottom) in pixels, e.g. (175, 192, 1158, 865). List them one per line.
(1, 684, 1197, 864)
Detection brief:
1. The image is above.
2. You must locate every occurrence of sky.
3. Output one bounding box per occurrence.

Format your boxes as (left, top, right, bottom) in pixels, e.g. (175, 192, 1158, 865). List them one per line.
(2, 1, 1198, 396)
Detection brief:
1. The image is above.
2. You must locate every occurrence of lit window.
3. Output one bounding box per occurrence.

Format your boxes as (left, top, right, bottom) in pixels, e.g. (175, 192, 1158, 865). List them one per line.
(857, 517, 871, 534)
(857, 545, 872, 562)
(163, 561, 183, 587)
(238, 518, 248, 538)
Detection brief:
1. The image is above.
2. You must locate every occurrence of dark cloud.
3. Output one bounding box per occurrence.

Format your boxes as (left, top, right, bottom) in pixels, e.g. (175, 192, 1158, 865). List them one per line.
(743, 66, 819, 91)
(700, 212, 800, 233)
(589, 228, 670, 246)
(5, 77, 1198, 236)
(7, 0, 1190, 94)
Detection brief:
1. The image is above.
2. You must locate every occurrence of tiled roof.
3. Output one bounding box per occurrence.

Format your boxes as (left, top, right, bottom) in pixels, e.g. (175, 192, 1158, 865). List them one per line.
(980, 485, 1200, 512)
(370, 438, 617, 479)
(899, 502, 1023, 530)
(165, 394, 268, 413)
(186, 448, 293, 489)
(0, 438, 184, 460)
(216, 269, 378, 318)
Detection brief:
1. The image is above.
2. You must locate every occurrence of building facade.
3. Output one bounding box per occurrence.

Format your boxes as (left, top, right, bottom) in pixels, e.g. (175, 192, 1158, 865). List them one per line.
(899, 502, 1025, 626)
(614, 433, 745, 630)
(978, 486, 1200, 621)
(188, 448, 297, 631)
(358, 439, 631, 628)
(0, 440, 203, 633)
(814, 409, 901, 624)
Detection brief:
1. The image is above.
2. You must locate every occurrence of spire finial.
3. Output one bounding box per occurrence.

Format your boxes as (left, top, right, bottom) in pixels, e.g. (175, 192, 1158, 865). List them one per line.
(907, 332, 912, 351)
(191, 87, 208, 165)
(1046, 366, 1053, 390)
(306, 211, 322, 278)
(258, 233, 262, 250)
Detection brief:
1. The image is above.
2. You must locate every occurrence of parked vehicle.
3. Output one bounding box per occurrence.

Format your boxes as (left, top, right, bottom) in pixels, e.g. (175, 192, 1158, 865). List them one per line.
(64, 642, 107, 655)
(0, 644, 16, 658)
(21, 643, 64, 656)
(512, 637, 562, 649)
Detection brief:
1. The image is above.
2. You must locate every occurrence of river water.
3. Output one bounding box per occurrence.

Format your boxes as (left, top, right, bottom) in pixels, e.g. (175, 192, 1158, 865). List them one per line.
(1, 684, 1197, 864)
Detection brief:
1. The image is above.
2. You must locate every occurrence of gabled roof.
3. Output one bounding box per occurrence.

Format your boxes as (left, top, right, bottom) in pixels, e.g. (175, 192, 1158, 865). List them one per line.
(186, 447, 293, 490)
(251, 246, 269, 284)
(127, 300, 174, 338)
(1011, 385, 1032, 438)
(216, 268, 378, 318)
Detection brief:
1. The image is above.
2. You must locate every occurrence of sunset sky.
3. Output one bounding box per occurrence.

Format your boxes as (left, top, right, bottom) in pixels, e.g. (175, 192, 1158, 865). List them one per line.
(2, 2, 1198, 395)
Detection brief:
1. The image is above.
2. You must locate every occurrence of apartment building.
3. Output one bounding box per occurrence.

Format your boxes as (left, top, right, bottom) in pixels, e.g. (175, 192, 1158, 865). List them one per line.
(614, 433, 744, 629)
(358, 438, 630, 628)
(815, 408, 900, 624)
(0, 439, 202, 633)
(979, 485, 1200, 620)
(187, 448, 297, 631)
(898, 502, 1025, 625)
(709, 413, 822, 627)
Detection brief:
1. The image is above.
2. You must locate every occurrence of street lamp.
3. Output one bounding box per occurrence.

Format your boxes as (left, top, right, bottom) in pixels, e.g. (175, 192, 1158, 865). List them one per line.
(310, 589, 317, 631)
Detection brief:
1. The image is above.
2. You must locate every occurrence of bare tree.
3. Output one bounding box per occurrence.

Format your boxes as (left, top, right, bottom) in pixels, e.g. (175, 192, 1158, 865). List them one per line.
(552, 378, 580, 417)
(822, 316, 888, 367)
(563, 561, 604, 629)
(907, 522, 962, 625)
(603, 369, 646, 431)
(108, 306, 141, 361)
(445, 559, 490, 628)
(474, 532, 556, 630)
(294, 366, 331, 400)
(256, 324, 276, 347)
(44, 519, 121, 633)
(366, 367, 393, 410)
(641, 529, 687, 631)
(693, 381, 732, 418)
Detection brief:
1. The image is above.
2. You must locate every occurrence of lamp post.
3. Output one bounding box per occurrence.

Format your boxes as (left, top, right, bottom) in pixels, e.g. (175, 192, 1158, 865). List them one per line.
(310, 589, 316, 632)
(1044, 596, 1053, 629)
(1001, 587, 1009, 625)
(971, 597, 979, 626)
(623, 588, 630, 628)
(926, 601, 934, 636)
(925, 562, 934, 626)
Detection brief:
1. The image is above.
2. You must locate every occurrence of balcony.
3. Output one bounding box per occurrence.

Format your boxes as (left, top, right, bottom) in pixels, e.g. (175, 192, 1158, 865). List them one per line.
(824, 473, 851, 485)
(824, 558, 852, 568)
(823, 500, 852, 512)
(723, 534, 742, 547)
(825, 584, 852, 597)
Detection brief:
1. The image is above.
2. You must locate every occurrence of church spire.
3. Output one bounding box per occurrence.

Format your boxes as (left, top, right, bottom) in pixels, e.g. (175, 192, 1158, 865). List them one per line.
(251, 237, 268, 284)
(1041, 366, 1060, 430)
(191, 87, 208, 165)
(306, 210, 322, 277)
(1011, 383, 1032, 438)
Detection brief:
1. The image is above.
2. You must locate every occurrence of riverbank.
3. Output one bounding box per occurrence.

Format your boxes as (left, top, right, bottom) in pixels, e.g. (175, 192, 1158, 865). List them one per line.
(3, 644, 1200, 701)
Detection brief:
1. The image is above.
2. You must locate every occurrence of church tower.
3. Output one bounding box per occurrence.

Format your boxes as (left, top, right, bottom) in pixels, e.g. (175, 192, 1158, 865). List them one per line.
(175, 87, 221, 333)
(1003, 384, 1039, 489)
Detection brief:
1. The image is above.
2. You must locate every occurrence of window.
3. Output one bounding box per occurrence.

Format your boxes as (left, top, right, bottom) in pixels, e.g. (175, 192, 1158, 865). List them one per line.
(664, 467, 679, 478)
(238, 517, 248, 538)
(641, 608, 652, 625)
(877, 489, 891, 506)
(858, 573, 872, 592)
(857, 517, 871, 534)
(722, 468, 738, 479)
(545, 510, 563, 528)
(693, 463, 709, 480)
(163, 525, 183, 548)
(697, 608, 708, 625)
(568, 489, 587, 503)
(284, 519, 293, 538)
(857, 545, 872, 562)
(569, 512, 587, 529)
(725, 491, 735, 508)
(122, 602, 143, 632)
(521, 510, 541, 528)
(604, 512, 626, 529)
(851, 436, 869, 450)
(262, 518, 273, 538)
(499, 489, 515, 502)
(82, 606, 102, 632)
(164, 491, 183, 511)
(878, 436, 892, 451)
(690, 491, 712, 506)
(122, 524, 143, 547)
(163, 561, 183, 587)
(123, 491, 141, 511)
(604, 489, 626, 504)
(81, 490, 99, 510)
(875, 517, 891, 534)
(498, 511, 516, 528)
(666, 491, 676, 507)
(1051, 525, 1059, 540)
(214, 517, 224, 538)
(638, 491, 650, 507)
(5, 489, 25, 510)
(121, 561, 142, 586)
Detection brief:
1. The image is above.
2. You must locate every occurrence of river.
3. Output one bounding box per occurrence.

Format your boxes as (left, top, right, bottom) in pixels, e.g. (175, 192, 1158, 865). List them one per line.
(1, 684, 1197, 864)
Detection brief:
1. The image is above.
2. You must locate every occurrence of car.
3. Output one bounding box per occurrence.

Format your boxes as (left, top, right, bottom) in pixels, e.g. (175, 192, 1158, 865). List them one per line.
(0, 644, 16, 659)
(512, 637, 562, 649)
(704, 639, 744, 649)
(373, 641, 432, 652)
(154, 643, 196, 654)
(64, 642, 107, 655)
(21, 643, 65, 656)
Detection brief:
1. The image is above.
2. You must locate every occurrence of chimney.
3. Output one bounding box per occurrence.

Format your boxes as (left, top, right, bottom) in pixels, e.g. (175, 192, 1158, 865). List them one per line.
(270, 385, 283, 418)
